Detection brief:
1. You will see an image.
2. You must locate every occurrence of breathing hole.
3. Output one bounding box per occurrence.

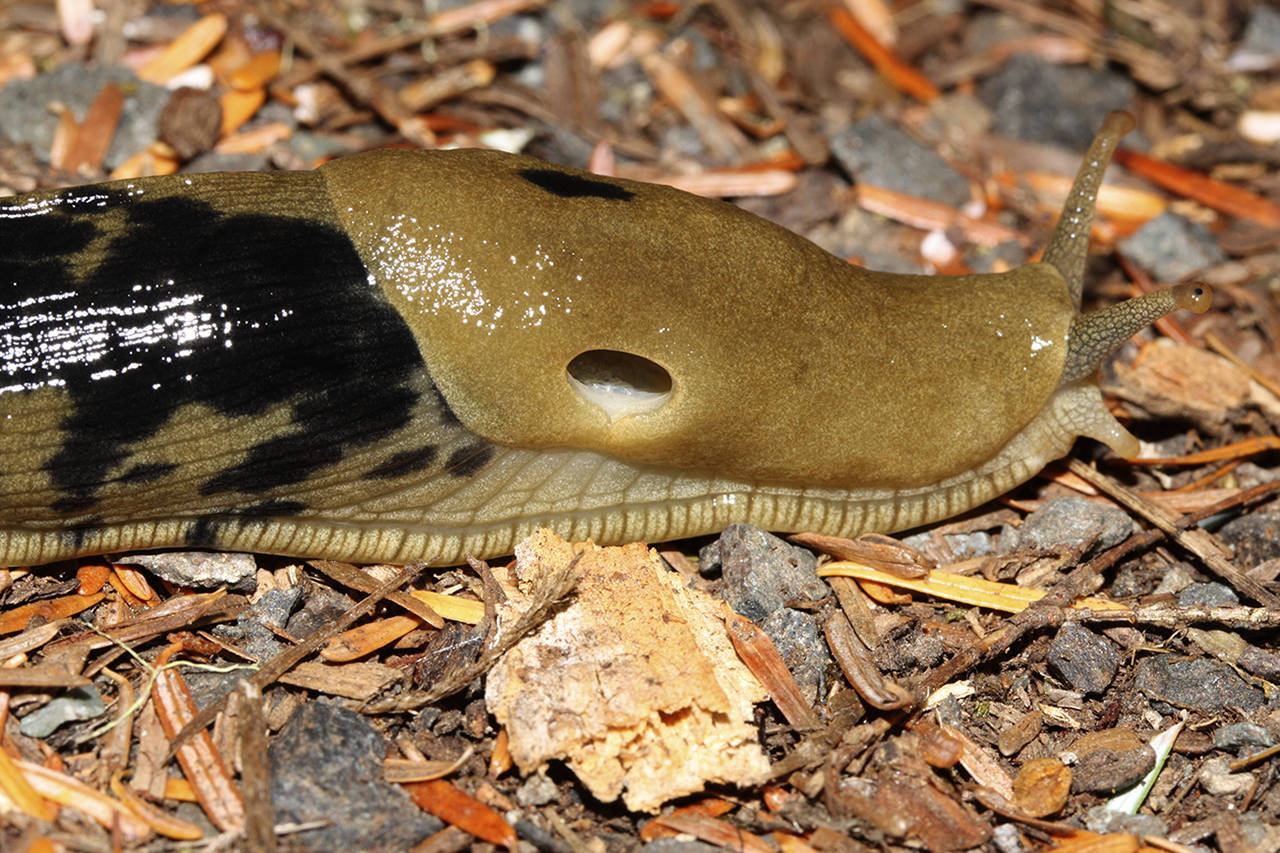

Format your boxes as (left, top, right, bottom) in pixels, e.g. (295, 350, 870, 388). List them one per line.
(566, 349, 672, 422)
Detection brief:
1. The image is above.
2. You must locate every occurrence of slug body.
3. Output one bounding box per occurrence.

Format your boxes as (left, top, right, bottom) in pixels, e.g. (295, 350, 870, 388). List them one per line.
(0, 114, 1207, 566)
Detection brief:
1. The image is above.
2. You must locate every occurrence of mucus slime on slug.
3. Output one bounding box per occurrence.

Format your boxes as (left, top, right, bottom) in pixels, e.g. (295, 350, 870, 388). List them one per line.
(0, 111, 1209, 567)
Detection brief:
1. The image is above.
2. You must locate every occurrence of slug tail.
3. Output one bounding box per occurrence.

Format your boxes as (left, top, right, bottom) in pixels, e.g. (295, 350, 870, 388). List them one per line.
(1042, 111, 1135, 308)
(1063, 282, 1211, 382)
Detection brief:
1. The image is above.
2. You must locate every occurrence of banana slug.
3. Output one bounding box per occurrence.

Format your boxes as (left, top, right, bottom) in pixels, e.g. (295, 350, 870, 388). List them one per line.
(0, 112, 1207, 568)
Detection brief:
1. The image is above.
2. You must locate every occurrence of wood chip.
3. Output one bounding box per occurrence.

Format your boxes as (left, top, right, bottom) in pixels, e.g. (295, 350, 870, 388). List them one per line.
(486, 529, 769, 812)
(404, 778, 517, 851)
(150, 647, 245, 833)
(276, 660, 402, 700)
(136, 13, 229, 85)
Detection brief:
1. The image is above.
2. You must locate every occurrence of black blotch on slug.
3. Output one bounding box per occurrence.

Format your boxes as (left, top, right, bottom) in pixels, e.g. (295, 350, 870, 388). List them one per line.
(184, 514, 220, 548)
(182, 499, 307, 548)
(241, 498, 307, 516)
(50, 495, 96, 516)
(365, 444, 439, 480)
(117, 462, 179, 484)
(0, 188, 428, 506)
(445, 442, 495, 478)
(65, 518, 103, 552)
(517, 168, 634, 201)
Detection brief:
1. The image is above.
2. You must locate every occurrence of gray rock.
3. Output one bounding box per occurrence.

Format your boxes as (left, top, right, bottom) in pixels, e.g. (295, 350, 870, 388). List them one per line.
(515, 772, 559, 807)
(761, 607, 830, 703)
(0, 64, 167, 168)
(830, 114, 970, 207)
(1212, 722, 1276, 752)
(1082, 806, 1167, 838)
(270, 701, 440, 852)
(1239, 645, 1280, 681)
(978, 54, 1134, 150)
(1134, 656, 1264, 712)
(117, 551, 257, 592)
(699, 524, 827, 622)
(1176, 582, 1239, 607)
(1119, 212, 1227, 284)
(1047, 623, 1119, 695)
(18, 685, 106, 737)
(1007, 497, 1132, 553)
(1216, 512, 1280, 570)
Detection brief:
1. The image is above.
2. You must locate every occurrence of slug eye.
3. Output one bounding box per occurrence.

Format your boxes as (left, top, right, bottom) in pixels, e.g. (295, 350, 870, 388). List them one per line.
(566, 349, 673, 422)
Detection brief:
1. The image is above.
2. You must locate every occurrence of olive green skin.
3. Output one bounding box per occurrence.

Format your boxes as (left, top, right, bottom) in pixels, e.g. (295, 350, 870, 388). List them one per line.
(0, 114, 1206, 566)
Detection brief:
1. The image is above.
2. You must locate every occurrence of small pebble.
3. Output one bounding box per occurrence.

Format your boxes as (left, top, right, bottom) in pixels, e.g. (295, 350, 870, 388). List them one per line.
(1198, 756, 1255, 797)
(830, 114, 970, 207)
(977, 54, 1134, 149)
(1239, 645, 1280, 681)
(1082, 806, 1168, 838)
(516, 772, 560, 807)
(761, 607, 831, 703)
(1070, 746, 1155, 794)
(1216, 512, 1280, 570)
(1134, 656, 1264, 712)
(699, 524, 827, 622)
(1119, 212, 1227, 283)
(270, 701, 440, 851)
(1212, 722, 1276, 751)
(991, 823, 1025, 853)
(1151, 565, 1196, 596)
(1176, 582, 1239, 607)
(1047, 623, 1120, 695)
(117, 550, 257, 591)
(1006, 497, 1131, 554)
(18, 685, 105, 738)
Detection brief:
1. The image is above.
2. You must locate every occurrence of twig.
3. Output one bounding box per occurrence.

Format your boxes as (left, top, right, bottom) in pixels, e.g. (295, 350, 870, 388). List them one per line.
(167, 562, 428, 757)
(364, 557, 579, 712)
(1067, 458, 1280, 607)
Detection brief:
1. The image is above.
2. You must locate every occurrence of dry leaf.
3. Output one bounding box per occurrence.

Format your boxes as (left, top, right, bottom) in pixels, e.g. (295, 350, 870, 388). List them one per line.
(485, 529, 769, 812)
(1112, 342, 1251, 435)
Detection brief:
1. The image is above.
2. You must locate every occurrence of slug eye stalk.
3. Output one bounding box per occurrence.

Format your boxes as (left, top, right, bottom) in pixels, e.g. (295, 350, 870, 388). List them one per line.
(1063, 282, 1212, 383)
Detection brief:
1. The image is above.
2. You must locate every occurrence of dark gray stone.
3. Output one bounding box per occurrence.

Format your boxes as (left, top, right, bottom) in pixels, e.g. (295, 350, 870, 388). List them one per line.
(830, 114, 970, 207)
(1047, 623, 1120, 695)
(1008, 497, 1132, 553)
(1119, 212, 1227, 284)
(761, 607, 830, 703)
(1212, 722, 1276, 751)
(1082, 806, 1167, 838)
(1240, 645, 1280, 681)
(977, 54, 1134, 150)
(211, 586, 306, 666)
(0, 64, 167, 168)
(286, 585, 355, 639)
(1176, 582, 1239, 607)
(1134, 656, 1264, 712)
(270, 701, 440, 852)
(1216, 512, 1280, 570)
(699, 524, 827, 622)
(18, 685, 105, 737)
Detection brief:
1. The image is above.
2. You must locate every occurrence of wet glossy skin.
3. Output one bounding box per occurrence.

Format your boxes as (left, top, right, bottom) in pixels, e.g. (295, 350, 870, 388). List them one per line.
(0, 113, 1208, 567)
